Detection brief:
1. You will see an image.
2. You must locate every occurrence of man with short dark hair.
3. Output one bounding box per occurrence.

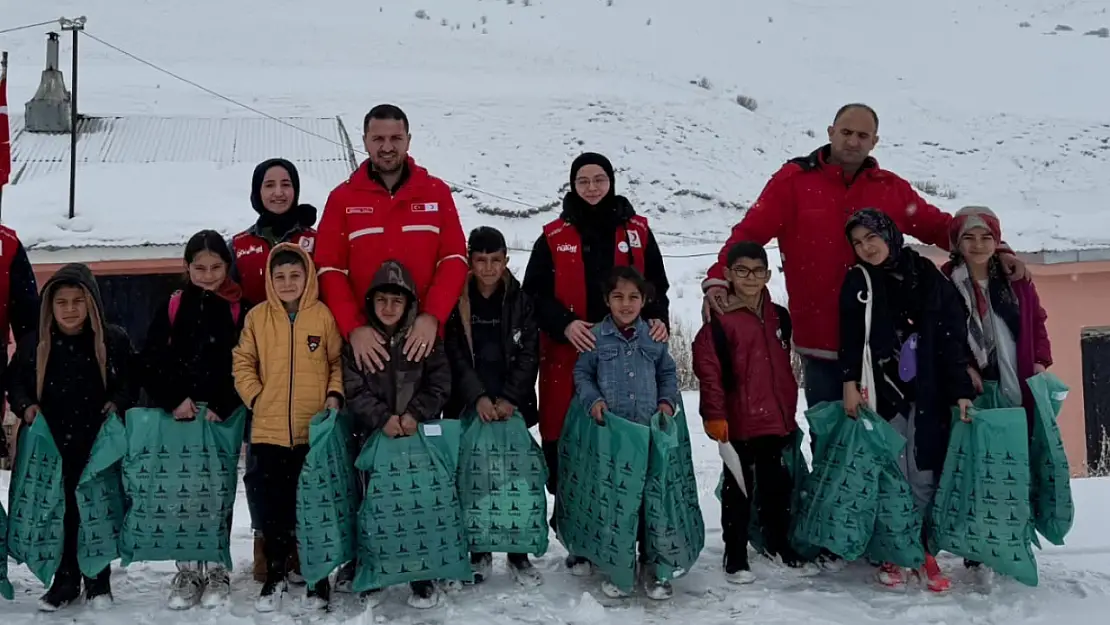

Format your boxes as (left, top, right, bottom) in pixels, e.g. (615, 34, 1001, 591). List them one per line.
(704, 103, 1025, 413)
(316, 104, 468, 374)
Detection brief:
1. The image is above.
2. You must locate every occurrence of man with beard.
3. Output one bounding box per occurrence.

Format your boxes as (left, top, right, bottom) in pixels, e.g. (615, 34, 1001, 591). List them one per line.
(316, 104, 468, 375)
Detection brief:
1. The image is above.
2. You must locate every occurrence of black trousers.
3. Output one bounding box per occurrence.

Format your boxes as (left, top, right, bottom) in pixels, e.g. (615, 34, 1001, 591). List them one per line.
(542, 441, 560, 533)
(720, 436, 794, 563)
(248, 443, 309, 569)
(57, 450, 110, 587)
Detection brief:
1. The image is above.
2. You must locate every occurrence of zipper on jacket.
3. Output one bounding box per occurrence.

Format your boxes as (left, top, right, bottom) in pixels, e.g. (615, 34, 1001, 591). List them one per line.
(287, 316, 296, 446)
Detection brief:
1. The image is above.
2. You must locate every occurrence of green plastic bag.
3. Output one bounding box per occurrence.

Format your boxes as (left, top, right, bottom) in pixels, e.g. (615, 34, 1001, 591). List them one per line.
(791, 403, 902, 561)
(119, 406, 246, 568)
(6, 418, 65, 585)
(1, 502, 13, 600)
(555, 401, 650, 593)
(862, 464, 925, 568)
(76, 415, 128, 578)
(1026, 372, 1073, 545)
(353, 420, 471, 591)
(643, 406, 704, 581)
(929, 405, 1037, 586)
(297, 410, 361, 585)
(458, 412, 549, 556)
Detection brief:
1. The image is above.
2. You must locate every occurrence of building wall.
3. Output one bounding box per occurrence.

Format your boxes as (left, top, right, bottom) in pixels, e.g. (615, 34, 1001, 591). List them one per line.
(1027, 262, 1110, 475)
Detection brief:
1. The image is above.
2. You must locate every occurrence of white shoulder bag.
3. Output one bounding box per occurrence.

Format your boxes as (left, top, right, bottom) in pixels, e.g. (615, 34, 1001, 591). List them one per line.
(856, 266, 879, 412)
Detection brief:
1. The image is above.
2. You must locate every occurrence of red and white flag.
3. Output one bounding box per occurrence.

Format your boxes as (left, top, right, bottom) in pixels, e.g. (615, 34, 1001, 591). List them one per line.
(0, 59, 10, 189)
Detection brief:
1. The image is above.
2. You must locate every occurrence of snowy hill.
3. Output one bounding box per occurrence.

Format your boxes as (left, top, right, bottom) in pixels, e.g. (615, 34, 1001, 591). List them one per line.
(1, 0, 1108, 254)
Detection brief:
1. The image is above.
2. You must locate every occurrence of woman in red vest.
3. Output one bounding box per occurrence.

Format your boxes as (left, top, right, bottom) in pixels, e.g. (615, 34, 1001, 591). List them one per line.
(229, 158, 317, 583)
(522, 152, 670, 570)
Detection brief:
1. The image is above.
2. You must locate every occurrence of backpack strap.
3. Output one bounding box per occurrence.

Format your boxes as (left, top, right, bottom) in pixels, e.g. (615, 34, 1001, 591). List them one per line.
(168, 290, 183, 326)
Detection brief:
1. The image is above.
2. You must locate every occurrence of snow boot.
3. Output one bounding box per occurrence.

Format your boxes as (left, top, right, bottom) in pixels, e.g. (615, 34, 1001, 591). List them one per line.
(508, 553, 543, 588)
(201, 565, 231, 607)
(38, 574, 82, 612)
(168, 566, 205, 610)
(84, 569, 113, 609)
(407, 581, 442, 609)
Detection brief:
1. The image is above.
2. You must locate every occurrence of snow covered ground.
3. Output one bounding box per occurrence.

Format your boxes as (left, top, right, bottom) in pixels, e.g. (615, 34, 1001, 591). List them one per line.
(1, 0, 1109, 252)
(4, 392, 1110, 624)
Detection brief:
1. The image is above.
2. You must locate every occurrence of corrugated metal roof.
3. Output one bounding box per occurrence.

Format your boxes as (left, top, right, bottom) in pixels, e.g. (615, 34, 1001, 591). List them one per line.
(7, 114, 357, 184)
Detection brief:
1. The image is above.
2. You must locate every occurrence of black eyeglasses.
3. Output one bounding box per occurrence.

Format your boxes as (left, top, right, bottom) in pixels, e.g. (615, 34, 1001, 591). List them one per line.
(728, 266, 770, 279)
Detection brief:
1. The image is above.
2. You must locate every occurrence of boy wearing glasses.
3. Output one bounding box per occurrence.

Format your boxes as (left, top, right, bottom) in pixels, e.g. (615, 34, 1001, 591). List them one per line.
(692, 242, 813, 583)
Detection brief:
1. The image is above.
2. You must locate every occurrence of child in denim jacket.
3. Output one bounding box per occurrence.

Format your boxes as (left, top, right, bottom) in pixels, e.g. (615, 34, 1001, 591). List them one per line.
(574, 266, 678, 426)
(572, 266, 679, 600)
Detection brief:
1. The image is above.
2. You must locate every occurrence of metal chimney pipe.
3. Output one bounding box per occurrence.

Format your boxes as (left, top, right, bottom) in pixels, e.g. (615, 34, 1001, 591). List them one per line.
(45, 32, 60, 71)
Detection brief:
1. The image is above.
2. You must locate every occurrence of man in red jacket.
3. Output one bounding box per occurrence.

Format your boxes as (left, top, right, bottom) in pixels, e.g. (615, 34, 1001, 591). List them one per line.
(704, 103, 1024, 409)
(316, 105, 468, 372)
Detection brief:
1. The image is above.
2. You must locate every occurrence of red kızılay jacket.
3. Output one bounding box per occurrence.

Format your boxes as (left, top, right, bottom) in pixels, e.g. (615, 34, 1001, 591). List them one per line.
(315, 157, 469, 338)
(692, 293, 798, 441)
(703, 146, 953, 360)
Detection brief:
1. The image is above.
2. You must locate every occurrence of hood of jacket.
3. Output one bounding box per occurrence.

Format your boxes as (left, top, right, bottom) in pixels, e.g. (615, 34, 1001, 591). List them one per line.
(36, 263, 108, 397)
(264, 242, 320, 312)
(365, 260, 419, 333)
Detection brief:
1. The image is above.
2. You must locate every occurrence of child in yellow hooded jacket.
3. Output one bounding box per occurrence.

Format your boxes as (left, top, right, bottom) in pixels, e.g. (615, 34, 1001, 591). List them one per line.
(232, 242, 343, 611)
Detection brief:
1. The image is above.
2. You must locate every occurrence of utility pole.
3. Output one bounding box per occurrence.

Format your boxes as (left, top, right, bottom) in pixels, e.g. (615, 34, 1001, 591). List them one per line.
(60, 16, 85, 220)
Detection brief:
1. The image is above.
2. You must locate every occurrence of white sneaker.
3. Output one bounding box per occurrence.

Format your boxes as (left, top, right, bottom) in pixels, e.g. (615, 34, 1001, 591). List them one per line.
(818, 554, 847, 573)
(644, 579, 673, 601)
(725, 569, 757, 585)
(508, 558, 544, 588)
(600, 580, 630, 598)
(359, 589, 384, 609)
(168, 570, 205, 610)
(407, 584, 442, 609)
(969, 564, 995, 589)
(201, 567, 231, 608)
(287, 570, 306, 586)
(88, 593, 114, 610)
(788, 561, 822, 577)
(255, 587, 283, 613)
(566, 556, 594, 577)
(442, 579, 465, 593)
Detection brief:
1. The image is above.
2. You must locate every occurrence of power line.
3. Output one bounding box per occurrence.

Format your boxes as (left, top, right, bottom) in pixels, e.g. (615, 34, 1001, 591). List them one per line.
(78, 29, 739, 259)
(0, 19, 62, 36)
(81, 29, 551, 211)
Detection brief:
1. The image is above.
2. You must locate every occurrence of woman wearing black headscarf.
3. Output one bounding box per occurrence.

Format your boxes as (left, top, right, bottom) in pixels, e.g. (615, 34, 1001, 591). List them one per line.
(522, 152, 670, 574)
(838, 208, 974, 593)
(228, 158, 317, 583)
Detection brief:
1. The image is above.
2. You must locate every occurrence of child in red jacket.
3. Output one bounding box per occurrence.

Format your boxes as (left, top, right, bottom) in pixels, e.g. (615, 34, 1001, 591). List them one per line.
(693, 242, 817, 583)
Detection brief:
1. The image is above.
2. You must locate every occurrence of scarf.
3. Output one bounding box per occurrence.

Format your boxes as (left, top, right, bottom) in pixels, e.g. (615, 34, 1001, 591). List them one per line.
(949, 262, 995, 370)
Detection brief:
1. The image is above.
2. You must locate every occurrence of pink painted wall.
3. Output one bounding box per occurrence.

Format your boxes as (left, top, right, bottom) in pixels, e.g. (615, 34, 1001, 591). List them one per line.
(1026, 262, 1110, 475)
